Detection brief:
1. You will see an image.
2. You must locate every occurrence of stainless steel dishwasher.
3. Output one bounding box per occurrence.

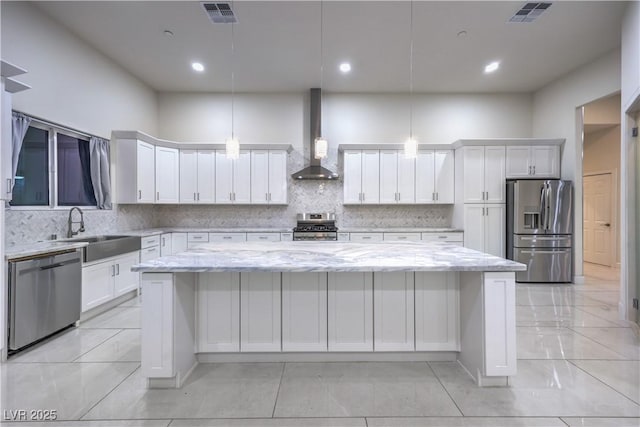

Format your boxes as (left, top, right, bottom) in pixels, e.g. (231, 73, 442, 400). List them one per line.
(8, 250, 82, 353)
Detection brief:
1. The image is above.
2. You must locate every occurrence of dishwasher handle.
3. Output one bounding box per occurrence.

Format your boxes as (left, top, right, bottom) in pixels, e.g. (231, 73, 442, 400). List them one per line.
(39, 259, 80, 271)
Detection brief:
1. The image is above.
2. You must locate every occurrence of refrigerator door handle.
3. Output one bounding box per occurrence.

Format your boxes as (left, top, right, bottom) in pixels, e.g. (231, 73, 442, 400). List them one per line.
(539, 183, 546, 231)
(545, 183, 552, 230)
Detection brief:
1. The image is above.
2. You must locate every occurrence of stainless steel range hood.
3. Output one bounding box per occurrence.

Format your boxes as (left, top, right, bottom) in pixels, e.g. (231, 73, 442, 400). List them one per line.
(291, 88, 338, 180)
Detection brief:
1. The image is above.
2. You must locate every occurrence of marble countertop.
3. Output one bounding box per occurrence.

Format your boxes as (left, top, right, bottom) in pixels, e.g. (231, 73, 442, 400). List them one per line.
(133, 241, 525, 273)
(5, 241, 88, 260)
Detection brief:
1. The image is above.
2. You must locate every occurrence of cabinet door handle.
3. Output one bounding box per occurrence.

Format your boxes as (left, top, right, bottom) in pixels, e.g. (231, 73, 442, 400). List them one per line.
(436, 192, 439, 201)
(6, 178, 11, 194)
(194, 192, 197, 201)
(197, 192, 200, 201)
(162, 237, 165, 247)
(362, 193, 365, 202)
(359, 192, 362, 202)
(266, 192, 269, 201)
(533, 165, 536, 175)
(157, 191, 160, 201)
(268, 193, 271, 201)
(398, 192, 400, 201)
(116, 264, 120, 276)
(138, 190, 142, 200)
(111, 265, 116, 277)
(230, 192, 233, 201)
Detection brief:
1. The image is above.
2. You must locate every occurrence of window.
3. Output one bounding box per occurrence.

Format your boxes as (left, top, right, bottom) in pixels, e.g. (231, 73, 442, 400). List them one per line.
(10, 117, 104, 208)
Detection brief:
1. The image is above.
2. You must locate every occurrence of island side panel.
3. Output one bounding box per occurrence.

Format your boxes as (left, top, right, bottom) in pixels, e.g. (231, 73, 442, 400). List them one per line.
(458, 271, 516, 387)
(142, 272, 197, 388)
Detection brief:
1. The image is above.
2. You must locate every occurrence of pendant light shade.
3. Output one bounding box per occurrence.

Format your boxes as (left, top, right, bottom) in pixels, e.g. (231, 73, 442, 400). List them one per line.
(225, 137, 240, 160)
(314, 137, 328, 159)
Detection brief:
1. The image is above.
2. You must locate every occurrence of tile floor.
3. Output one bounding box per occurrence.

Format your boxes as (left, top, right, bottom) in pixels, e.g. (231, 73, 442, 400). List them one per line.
(1, 269, 638, 427)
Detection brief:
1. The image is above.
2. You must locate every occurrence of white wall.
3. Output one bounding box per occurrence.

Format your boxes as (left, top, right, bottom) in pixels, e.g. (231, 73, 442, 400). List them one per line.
(532, 48, 621, 278)
(1, 1, 157, 138)
(158, 91, 533, 147)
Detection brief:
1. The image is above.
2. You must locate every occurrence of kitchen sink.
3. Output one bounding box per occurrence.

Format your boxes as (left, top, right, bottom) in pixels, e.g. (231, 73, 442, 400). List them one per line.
(65, 235, 141, 262)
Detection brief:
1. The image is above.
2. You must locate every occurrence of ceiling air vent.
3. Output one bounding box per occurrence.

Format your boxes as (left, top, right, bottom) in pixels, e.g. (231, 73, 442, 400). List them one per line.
(508, 2, 552, 23)
(202, 2, 237, 24)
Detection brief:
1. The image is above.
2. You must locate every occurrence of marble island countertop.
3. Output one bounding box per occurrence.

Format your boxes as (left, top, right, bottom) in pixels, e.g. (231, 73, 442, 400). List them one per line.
(132, 241, 525, 273)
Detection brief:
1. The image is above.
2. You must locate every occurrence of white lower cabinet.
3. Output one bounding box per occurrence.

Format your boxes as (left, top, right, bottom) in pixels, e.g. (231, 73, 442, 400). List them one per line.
(328, 272, 373, 351)
(383, 232, 421, 241)
(160, 233, 172, 257)
(240, 272, 281, 352)
(140, 246, 159, 262)
(349, 233, 383, 242)
(282, 273, 327, 352)
(82, 251, 140, 312)
(197, 272, 240, 352)
(415, 272, 459, 351)
(172, 233, 188, 254)
(373, 272, 414, 351)
(210, 232, 247, 242)
(246, 233, 280, 242)
(187, 232, 209, 248)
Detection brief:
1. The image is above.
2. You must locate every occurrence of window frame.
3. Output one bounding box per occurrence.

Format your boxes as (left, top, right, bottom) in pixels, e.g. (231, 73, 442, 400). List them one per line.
(9, 114, 107, 211)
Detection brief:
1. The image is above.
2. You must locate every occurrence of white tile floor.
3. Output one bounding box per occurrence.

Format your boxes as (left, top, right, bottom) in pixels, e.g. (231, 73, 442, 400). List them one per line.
(1, 270, 639, 427)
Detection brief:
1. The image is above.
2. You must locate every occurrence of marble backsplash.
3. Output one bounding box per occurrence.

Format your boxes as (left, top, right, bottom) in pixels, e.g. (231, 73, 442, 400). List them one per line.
(4, 205, 155, 247)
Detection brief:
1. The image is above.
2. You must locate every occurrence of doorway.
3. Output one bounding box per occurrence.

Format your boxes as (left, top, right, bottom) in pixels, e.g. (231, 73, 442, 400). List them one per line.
(582, 94, 621, 282)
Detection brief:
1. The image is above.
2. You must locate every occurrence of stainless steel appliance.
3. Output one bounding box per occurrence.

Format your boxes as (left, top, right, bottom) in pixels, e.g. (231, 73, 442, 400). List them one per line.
(293, 213, 338, 241)
(8, 250, 82, 353)
(507, 179, 573, 283)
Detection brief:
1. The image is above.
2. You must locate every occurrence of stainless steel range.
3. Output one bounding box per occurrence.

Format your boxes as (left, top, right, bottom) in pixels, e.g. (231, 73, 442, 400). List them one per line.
(293, 213, 338, 241)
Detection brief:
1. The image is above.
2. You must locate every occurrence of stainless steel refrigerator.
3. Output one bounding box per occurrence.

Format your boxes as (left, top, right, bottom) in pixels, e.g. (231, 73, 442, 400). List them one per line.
(507, 179, 573, 283)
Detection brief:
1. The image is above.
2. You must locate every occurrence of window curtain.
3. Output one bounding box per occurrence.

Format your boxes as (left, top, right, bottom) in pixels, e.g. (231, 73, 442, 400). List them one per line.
(77, 141, 98, 205)
(89, 137, 112, 209)
(11, 112, 32, 189)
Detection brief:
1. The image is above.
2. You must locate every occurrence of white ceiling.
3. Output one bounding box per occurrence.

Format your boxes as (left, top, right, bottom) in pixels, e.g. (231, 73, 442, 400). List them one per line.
(34, 1, 626, 93)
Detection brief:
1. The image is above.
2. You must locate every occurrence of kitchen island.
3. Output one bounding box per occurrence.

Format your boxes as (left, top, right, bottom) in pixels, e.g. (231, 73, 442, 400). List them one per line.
(133, 241, 526, 388)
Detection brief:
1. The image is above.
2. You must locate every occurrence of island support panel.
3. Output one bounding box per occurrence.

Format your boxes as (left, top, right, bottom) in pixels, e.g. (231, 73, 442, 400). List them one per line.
(141, 270, 516, 388)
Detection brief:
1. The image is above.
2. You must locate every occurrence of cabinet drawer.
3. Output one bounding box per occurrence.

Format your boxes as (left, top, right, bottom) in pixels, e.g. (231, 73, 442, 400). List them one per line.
(349, 233, 383, 242)
(140, 246, 159, 262)
(188, 232, 209, 243)
(421, 232, 464, 242)
(383, 232, 421, 241)
(337, 232, 350, 241)
(209, 233, 247, 242)
(246, 233, 280, 242)
(141, 235, 160, 249)
(280, 232, 293, 241)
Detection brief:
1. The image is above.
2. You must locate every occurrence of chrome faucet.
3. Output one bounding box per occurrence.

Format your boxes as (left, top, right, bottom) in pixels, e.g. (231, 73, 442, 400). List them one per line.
(67, 207, 85, 238)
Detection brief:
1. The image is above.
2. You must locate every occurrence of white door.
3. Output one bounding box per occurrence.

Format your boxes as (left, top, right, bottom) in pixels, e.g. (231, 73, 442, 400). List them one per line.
(361, 150, 380, 204)
(462, 146, 485, 203)
(484, 146, 506, 203)
(373, 272, 414, 351)
(240, 272, 281, 352)
(250, 150, 270, 204)
(328, 272, 373, 351)
(233, 150, 252, 204)
(463, 204, 485, 253)
(114, 252, 140, 296)
(379, 150, 399, 204)
(434, 150, 454, 203)
(136, 141, 155, 203)
(155, 146, 179, 203)
(215, 151, 234, 204)
(179, 150, 198, 203)
(416, 150, 436, 204)
(196, 150, 216, 203)
(531, 145, 560, 178)
(505, 146, 531, 178)
(197, 272, 240, 352)
(415, 272, 459, 351)
(343, 150, 363, 204)
(583, 173, 613, 266)
(397, 153, 416, 203)
(282, 273, 327, 352)
(268, 150, 288, 204)
(485, 204, 506, 257)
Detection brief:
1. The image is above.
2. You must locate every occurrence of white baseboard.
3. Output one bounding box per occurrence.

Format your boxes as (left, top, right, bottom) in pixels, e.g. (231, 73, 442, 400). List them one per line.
(197, 351, 458, 363)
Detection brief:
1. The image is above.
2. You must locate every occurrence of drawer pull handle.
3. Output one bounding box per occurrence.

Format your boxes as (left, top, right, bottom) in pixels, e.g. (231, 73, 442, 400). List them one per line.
(223, 236, 232, 240)
(438, 236, 448, 239)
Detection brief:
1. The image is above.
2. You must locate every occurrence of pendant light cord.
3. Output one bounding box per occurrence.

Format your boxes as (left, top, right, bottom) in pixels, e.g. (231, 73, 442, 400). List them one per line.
(409, 0, 414, 139)
(231, 1, 235, 139)
(319, 0, 324, 139)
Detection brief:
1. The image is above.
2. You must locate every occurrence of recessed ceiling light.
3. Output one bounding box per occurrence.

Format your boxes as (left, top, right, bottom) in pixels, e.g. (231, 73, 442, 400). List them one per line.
(163, 30, 174, 37)
(339, 62, 351, 73)
(191, 62, 205, 72)
(484, 61, 500, 73)
(457, 30, 467, 38)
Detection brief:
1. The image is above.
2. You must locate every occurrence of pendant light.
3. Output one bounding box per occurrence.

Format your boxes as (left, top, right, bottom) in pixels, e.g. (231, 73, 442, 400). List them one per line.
(404, 0, 418, 159)
(226, 2, 240, 160)
(314, 0, 328, 160)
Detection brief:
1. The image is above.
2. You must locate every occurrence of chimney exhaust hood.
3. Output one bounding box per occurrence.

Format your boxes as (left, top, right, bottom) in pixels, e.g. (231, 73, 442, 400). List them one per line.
(291, 88, 338, 180)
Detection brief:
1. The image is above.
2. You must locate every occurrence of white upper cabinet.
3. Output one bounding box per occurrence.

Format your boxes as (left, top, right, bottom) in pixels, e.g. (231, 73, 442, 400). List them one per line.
(251, 150, 287, 204)
(155, 146, 180, 203)
(116, 139, 155, 204)
(506, 145, 559, 178)
(180, 150, 215, 203)
(459, 146, 505, 203)
(380, 150, 415, 204)
(1, 84, 13, 200)
(416, 150, 454, 204)
(343, 150, 380, 204)
(215, 150, 251, 204)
